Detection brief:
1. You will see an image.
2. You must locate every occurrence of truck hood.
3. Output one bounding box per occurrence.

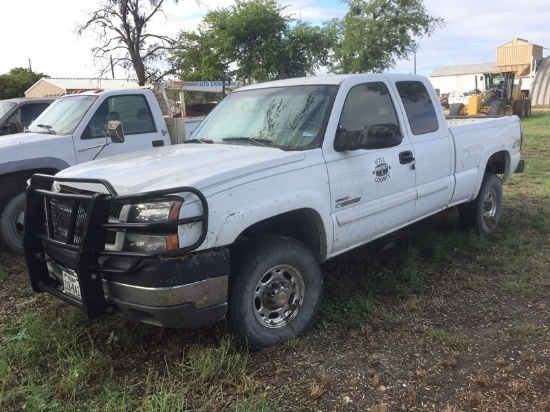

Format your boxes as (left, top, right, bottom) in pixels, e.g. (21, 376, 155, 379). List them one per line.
(56, 144, 307, 195)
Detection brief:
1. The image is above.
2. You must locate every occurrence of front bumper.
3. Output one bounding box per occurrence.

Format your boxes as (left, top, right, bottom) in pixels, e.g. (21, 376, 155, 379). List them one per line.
(24, 173, 229, 329)
(44, 250, 229, 328)
(515, 159, 525, 174)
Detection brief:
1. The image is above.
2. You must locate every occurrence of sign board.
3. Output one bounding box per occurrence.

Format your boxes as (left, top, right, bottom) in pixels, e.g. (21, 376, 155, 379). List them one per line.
(169, 81, 225, 93)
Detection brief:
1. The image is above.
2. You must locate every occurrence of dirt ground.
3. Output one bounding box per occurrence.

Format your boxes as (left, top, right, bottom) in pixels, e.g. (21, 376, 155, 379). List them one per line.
(245, 256, 550, 410)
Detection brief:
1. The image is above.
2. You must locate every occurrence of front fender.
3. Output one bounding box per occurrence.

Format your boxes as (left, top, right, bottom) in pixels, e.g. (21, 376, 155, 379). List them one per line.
(201, 164, 333, 255)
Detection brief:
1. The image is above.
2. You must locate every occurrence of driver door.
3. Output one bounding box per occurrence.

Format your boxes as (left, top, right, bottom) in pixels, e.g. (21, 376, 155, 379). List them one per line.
(74, 94, 162, 163)
(325, 80, 417, 254)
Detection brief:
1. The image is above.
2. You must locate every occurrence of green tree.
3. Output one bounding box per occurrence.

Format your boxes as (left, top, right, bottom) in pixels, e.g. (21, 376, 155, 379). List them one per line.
(171, 0, 330, 83)
(267, 21, 333, 80)
(170, 24, 231, 83)
(77, 0, 181, 85)
(328, 0, 444, 74)
(0, 68, 48, 99)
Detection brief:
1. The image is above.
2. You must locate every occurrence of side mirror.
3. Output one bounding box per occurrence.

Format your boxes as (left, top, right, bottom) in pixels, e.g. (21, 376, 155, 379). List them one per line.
(334, 123, 403, 152)
(107, 120, 125, 143)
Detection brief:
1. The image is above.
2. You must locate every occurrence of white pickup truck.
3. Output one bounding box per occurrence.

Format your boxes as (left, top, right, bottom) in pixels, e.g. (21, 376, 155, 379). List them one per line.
(24, 73, 524, 350)
(0, 82, 218, 253)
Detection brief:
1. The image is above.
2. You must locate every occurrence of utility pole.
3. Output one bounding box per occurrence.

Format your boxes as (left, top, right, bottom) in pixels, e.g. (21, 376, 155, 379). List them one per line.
(28, 58, 36, 83)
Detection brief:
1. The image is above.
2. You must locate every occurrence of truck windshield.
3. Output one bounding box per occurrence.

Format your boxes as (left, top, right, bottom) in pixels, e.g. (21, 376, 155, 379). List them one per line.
(192, 85, 337, 150)
(0, 101, 16, 119)
(27, 95, 97, 135)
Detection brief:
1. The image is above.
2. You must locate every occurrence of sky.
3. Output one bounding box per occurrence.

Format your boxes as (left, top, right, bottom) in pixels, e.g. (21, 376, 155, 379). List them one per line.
(2, 0, 549, 80)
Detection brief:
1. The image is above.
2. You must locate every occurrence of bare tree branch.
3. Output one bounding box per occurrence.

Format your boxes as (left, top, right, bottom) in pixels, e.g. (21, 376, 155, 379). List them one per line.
(76, 0, 181, 85)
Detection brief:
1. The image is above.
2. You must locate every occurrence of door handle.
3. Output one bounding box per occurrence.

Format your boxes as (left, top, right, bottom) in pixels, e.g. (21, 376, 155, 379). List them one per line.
(399, 150, 414, 164)
(152, 140, 164, 147)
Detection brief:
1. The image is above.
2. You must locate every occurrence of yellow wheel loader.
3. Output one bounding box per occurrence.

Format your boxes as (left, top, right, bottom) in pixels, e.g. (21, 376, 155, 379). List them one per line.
(448, 71, 531, 117)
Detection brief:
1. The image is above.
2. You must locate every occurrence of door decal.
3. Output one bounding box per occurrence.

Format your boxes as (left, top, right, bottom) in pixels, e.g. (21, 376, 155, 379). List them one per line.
(373, 157, 391, 182)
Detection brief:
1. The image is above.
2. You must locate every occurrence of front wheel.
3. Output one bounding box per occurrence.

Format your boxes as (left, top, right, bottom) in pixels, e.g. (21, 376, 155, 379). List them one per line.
(488, 100, 505, 116)
(448, 103, 465, 116)
(227, 235, 323, 350)
(458, 173, 503, 235)
(0, 192, 26, 254)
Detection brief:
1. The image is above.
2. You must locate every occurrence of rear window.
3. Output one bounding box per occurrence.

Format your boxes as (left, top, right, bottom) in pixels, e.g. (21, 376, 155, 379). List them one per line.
(396, 81, 439, 135)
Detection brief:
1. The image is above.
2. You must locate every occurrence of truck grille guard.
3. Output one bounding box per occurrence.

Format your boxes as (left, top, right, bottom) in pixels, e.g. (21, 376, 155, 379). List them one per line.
(24, 173, 209, 320)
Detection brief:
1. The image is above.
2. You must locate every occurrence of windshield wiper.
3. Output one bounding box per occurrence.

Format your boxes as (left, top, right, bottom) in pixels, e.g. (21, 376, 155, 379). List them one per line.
(183, 138, 214, 144)
(35, 124, 57, 134)
(222, 137, 273, 147)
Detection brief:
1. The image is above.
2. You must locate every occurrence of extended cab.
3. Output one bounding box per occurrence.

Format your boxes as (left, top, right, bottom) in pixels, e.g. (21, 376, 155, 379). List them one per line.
(0, 81, 219, 253)
(24, 73, 524, 350)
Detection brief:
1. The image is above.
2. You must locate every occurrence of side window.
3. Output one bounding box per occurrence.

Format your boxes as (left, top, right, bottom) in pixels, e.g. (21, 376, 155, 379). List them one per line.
(19, 103, 50, 129)
(339, 82, 400, 133)
(85, 94, 156, 139)
(5, 110, 22, 133)
(395, 81, 439, 135)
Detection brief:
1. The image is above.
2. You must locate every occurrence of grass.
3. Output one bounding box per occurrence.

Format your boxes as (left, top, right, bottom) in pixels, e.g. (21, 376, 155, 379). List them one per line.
(1, 111, 549, 411)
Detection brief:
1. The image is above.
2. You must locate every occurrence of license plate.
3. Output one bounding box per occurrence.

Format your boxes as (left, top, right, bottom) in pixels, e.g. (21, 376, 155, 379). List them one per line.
(63, 269, 82, 300)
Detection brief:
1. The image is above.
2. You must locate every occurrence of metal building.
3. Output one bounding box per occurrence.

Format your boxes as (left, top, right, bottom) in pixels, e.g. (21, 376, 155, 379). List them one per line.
(530, 56, 550, 106)
(430, 62, 500, 95)
(25, 78, 140, 97)
(429, 38, 543, 97)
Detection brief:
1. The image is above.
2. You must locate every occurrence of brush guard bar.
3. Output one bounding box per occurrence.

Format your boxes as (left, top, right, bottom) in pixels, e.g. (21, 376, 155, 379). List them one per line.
(24, 173, 209, 320)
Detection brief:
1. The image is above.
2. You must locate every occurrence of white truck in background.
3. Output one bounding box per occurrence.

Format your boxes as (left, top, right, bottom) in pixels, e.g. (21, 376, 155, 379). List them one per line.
(24, 73, 524, 350)
(0, 81, 224, 253)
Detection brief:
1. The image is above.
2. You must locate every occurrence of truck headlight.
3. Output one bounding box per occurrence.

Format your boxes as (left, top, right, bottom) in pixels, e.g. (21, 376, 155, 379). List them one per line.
(123, 200, 182, 253)
(127, 201, 181, 222)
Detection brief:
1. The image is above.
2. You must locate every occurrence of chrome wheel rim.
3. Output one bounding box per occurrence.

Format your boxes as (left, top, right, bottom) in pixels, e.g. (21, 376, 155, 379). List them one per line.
(482, 188, 498, 229)
(253, 264, 305, 328)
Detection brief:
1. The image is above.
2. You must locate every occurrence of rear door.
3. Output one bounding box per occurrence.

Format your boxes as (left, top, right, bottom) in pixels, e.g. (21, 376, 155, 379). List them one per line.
(392, 80, 454, 220)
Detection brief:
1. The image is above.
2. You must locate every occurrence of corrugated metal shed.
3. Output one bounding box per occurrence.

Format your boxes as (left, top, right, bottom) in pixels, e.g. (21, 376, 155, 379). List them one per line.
(530, 56, 550, 106)
(25, 78, 140, 97)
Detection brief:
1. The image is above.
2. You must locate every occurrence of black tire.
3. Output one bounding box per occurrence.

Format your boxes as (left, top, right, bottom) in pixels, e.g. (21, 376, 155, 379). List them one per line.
(227, 235, 323, 350)
(0, 192, 26, 254)
(458, 173, 503, 235)
(512, 100, 524, 117)
(521, 101, 527, 118)
(448, 103, 465, 116)
(488, 100, 505, 116)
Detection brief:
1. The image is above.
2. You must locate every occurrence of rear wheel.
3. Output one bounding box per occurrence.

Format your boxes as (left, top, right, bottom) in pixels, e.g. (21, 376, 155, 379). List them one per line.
(488, 100, 505, 116)
(512, 100, 524, 117)
(227, 235, 323, 350)
(458, 173, 503, 235)
(0, 192, 26, 254)
(449, 103, 465, 116)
